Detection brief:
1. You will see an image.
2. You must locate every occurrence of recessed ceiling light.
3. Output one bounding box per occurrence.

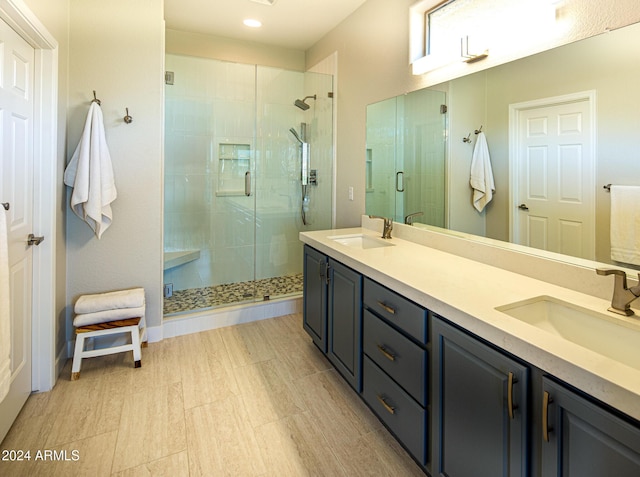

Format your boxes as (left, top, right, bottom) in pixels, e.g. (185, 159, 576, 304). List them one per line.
(243, 18, 262, 28)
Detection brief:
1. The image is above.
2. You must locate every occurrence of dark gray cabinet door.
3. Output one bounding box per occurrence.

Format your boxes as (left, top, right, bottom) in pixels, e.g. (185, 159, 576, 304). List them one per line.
(327, 258, 363, 392)
(303, 245, 327, 352)
(432, 317, 529, 477)
(541, 377, 640, 477)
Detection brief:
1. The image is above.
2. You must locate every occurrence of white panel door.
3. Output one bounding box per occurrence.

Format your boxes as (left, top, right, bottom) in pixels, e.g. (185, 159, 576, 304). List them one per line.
(515, 98, 594, 259)
(0, 18, 35, 441)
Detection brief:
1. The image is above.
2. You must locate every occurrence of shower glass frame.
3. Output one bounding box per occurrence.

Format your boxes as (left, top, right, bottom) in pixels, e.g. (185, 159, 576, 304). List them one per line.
(163, 55, 333, 316)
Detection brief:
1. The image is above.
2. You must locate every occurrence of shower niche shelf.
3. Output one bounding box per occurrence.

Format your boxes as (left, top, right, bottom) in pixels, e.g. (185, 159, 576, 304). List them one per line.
(163, 249, 201, 271)
(217, 143, 250, 196)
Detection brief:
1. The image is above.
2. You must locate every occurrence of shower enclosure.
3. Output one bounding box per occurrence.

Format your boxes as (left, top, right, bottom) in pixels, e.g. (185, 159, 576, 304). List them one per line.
(365, 89, 446, 227)
(163, 55, 333, 316)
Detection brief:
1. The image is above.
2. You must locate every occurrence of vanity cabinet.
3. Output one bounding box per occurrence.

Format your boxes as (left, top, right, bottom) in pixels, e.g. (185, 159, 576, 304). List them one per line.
(362, 278, 429, 467)
(303, 245, 328, 352)
(302, 241, 640, 477)
(302, 245, 363, 391)
(432, 316, 529, 477)
(541, 377, 640, 477)
(327, 258, 362, 391)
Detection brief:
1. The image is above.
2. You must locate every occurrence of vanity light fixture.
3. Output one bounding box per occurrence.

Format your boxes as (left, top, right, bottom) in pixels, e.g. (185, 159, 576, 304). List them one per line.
(243, 18, 262, 28)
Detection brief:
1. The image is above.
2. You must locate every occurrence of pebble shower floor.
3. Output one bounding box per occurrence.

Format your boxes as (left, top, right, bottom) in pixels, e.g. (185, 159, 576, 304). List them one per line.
(163, 274, 303, 316)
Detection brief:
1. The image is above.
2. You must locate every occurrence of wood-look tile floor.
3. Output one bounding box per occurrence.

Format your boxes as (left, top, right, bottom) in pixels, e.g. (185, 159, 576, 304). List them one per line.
(0, 313, 424, 476)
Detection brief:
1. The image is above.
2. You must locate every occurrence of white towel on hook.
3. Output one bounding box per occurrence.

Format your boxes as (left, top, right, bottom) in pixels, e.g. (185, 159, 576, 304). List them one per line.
(610, 185, 640, 266)
(0, 208, 11, 403)
(64, 101, 117, 238)
(469, 132, 495, 213)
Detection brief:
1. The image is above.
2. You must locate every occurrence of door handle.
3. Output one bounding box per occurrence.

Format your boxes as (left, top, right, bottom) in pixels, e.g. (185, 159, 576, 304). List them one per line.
(324, 261, 330, 285)
(377, 344, 396, 361)
(377, 301, 396, 315)
(27, 234, 44, 246)
(518, 203, 529, 211)
(376, 394, 396, 415)
(543, 391, 553, 442)
(507, 372, 518, 419)
(245, 171, 251, 196)
(395, 171, 405, 192)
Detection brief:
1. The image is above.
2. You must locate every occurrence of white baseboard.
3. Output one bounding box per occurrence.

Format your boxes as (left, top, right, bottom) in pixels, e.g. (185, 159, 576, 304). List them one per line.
(50, 344, 69, 389)
(65, 296, 303, 354)
(162, 296, 302, 339)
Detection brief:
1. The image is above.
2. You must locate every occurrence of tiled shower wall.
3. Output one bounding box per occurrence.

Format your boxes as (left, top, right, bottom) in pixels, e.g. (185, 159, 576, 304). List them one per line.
(164, 55, 333, 295)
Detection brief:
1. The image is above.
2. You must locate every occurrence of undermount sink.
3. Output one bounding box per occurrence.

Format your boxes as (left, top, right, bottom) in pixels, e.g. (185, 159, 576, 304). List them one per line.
(496, 296, 640, 371)
(328, 233, 395, 249)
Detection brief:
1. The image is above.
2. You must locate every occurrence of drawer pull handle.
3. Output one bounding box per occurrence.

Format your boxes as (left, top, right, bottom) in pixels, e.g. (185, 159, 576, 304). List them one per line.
(507, 371, 518, 419)
(377, 344, 396, 361)
(543, 391, 553, 442)
(376, 394, 396, 415)
(377, 301, 396, 315)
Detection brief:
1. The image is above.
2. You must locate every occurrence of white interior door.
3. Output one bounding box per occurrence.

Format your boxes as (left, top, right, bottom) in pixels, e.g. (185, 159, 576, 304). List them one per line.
(0, 18, 35, 441)
(512, 94, 595, 260)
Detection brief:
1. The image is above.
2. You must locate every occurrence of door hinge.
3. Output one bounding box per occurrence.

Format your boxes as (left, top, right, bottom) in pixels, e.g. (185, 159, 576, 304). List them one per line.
(163, 283, 173, 298)
(440, 104, 448, 114)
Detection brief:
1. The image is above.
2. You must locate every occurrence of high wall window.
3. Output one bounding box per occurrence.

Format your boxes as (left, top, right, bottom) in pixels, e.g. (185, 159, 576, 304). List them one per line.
(410, 0, 559, 75)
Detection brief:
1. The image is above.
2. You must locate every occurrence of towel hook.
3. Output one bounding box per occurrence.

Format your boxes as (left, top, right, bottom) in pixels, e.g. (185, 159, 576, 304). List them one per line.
(91, 90, 101, 105)
(462, 133, 472, 143)
(2, 202, 8, 211)
(475, 125, 483, 134)
(123, 107, 133, 124)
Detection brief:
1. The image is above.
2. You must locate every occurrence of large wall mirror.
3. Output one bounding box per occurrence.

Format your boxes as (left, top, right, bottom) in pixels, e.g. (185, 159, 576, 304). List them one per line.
(366, 21, 640, 271)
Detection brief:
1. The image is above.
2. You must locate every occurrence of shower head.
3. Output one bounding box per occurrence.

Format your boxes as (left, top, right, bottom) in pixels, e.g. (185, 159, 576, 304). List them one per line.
(294, 95, 317, 110)
(289, 127, 303, 144)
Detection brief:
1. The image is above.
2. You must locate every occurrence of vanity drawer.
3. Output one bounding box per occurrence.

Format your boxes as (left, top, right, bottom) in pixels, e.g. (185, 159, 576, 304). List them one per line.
(363, 355, 427, 465)
(363, 309, 427, 406)
(363, 278, 427, 343)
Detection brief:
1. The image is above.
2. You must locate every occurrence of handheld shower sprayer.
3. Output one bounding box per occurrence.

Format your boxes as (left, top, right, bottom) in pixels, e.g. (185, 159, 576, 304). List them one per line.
(290, 124, 311, 225)
(289, 127, 303, 144)
(294, 95, 316, 111)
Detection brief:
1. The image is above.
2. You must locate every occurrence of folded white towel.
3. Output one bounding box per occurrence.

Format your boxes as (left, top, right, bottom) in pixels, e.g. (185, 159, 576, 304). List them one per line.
(610, 185, 640, 266)
(74, 287, 145, 314)
(0, 209, 10, 403)
(470, 132, 495, 213)
(73, 305, 146, 328)
(64, 101, 117, 239)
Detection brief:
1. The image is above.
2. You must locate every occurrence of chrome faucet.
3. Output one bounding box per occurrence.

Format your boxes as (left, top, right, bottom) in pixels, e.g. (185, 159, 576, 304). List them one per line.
(404, 211, 424, 225)
(368, 215, 393, 239)
(596, 269, 640, 316)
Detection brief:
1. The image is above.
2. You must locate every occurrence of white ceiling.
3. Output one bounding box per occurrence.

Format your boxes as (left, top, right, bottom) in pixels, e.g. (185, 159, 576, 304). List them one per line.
(164, 0, 368, 50)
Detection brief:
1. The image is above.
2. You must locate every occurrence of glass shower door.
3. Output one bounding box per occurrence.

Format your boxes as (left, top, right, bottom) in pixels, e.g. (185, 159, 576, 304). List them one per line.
(399, 88, 447, 228)
(254, 67, 333, 301)
(163, 56, 257, 314)
(366, 89, 446, 227)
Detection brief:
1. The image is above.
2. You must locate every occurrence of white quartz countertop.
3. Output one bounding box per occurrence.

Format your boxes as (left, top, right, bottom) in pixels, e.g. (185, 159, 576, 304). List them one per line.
(300, 227, 640, 421)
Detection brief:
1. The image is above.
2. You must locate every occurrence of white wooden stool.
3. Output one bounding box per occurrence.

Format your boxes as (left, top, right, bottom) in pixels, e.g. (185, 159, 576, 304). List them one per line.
(71, 315, 147, 381)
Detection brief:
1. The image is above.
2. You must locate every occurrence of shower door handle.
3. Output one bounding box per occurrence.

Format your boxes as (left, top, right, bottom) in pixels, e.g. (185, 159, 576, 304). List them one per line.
(245, 171, 251, 196)
(396, 171, 405, 192)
